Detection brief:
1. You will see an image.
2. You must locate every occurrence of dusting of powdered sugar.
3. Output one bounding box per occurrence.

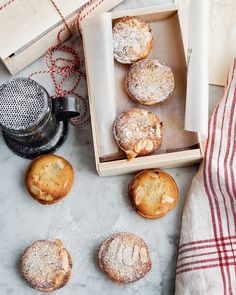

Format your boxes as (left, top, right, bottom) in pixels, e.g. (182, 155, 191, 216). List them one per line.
(126, 59, 175, 104)
(21, 240, 70, 290)
(46, 207, 102, 265)
(98, 232, 151, 283)
(113, 16, 153, 64)
(113, 108, 162, 150)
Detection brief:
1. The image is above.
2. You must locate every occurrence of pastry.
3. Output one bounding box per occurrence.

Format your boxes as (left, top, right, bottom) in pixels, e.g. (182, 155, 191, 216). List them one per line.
(98, 232, 151, 284)
(25, 154, 74, 205)
(129, 169, 178, 219)
(125, 59, 175, 105)
(113, 108, 163, 160)
(20, 239, 72, 292)
(113, 16, 153, 64)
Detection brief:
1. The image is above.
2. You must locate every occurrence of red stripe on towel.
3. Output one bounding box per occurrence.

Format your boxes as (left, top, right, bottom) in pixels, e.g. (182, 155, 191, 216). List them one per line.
(178, 241, 236, 256)
(176, 262, 236, 276)
(177, 248, 236, 263)
(177, 256, 236, 270)
(179, 236, 236, 250)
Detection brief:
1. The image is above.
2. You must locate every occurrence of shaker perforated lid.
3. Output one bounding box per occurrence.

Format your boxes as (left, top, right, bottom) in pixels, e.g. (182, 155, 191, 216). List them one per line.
(0, 78, 50, 132)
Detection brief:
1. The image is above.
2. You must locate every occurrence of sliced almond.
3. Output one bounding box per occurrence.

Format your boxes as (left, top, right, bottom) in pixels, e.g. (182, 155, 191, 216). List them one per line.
(56, 159, 64, 170)
(155, 208, 164, 215)
(122, 246, 134, 266)
(44, 266, 53, 278)
(161, 194, 175, 204)
(156, 126, 162, 138)
(139, 247, 148, 263)
(108, 238, 120, 260)
(45, 194, 54, 201)
(53, 270, 66, 287)
(116, 243, 125, 263)
(126, 150, 137, 160)
(135, 139, 154, 153)
(34, 175, 39, 182)
(134, 185, 145, 205)
(131, 178, 139, 189)
(30, 185, 41, 197)
(132, 244, 140, 263)
(150, 171, 159, 179)
(134, 140, 144, 153)
(60, 249, 70, 271)
(54, 239, 64, 248)
(38, 192, 47, 200)
(142, 140, 148, 148)
(145, 140, 154, 151)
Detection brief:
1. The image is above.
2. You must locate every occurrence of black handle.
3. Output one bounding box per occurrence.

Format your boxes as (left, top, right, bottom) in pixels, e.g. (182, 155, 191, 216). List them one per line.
(52, 94, 80, 121)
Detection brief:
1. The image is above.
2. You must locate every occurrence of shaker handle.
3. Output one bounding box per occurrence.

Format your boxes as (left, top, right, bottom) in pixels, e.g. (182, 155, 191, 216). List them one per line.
(52, 94, 80, 121)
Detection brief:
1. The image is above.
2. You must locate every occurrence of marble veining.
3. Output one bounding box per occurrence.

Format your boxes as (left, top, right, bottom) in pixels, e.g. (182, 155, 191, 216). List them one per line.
(0, 0, 222, 294)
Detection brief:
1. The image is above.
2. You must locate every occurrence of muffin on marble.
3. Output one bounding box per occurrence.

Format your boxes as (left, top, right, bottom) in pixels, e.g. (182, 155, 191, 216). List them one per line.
(113, 108, 163, 160)
(113, 16, 153, 64)
(25, 154, 74, 205)
(128, 169, 178, 219)
(98, 232, 151, 284)
(20, 239, 72, 292)
(125, 59, 175, 105)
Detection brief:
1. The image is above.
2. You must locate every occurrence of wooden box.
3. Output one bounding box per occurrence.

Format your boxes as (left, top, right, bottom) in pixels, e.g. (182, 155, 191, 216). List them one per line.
(0, 0, 124, 74)
(81, 4, 204, 176)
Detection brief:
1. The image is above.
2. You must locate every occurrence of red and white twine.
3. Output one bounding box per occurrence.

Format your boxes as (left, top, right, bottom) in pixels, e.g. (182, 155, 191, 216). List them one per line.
(0, 0, 15, 11)
(0, 0, 105, 127)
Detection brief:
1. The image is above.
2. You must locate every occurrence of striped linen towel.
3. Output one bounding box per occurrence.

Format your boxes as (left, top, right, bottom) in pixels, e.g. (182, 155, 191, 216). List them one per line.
(175, 59, 236, 295)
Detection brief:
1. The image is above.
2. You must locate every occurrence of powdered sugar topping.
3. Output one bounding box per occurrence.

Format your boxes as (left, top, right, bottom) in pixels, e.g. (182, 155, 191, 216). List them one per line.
(21, 240, 71, 290)
(126, 59, 175, 104)
(99, 232, 151, 283)
(113, 108, 163, 153)
(113, 16, 153, 64)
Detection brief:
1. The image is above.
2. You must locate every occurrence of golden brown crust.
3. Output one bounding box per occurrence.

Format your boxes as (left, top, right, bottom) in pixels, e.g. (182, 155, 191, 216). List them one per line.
(25, 154, 74, 205)
(113, 108, 163, 160)
(129, 169, 178, 219)
(20, 239, 72, 292)
(98, 232, 151, 284)
(113, 16, 153, 64)
(125, 59, 175, 105)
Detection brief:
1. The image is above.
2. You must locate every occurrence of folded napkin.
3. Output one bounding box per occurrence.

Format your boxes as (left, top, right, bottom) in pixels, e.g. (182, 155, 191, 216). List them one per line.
(175, 59, 236, 295)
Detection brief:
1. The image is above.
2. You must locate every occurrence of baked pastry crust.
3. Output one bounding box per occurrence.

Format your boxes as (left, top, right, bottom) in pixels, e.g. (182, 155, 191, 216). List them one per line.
(125, 59, 175, 105)
(113, 16, 153, 64)
(25, 154, 74, 204)
(20, 239, 72, 292)
(98, 232, 151, 284)
(129, 169, 178, 219)
(113, 108, 163, 160)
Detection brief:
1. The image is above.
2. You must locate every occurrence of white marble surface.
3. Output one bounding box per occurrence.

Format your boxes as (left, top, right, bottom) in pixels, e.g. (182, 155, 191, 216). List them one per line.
(0, 0, 222, 294)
